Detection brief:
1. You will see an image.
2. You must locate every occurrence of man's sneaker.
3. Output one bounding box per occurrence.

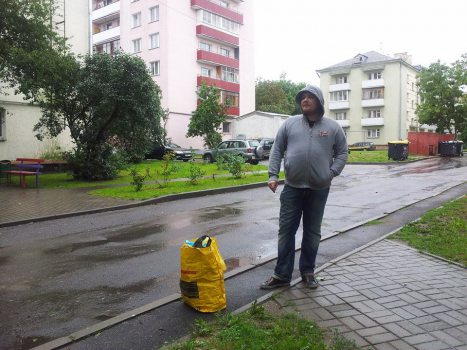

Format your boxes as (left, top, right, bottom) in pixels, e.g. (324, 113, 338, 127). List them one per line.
(260, 276, 290, 290)
(302, 274, 319, 289)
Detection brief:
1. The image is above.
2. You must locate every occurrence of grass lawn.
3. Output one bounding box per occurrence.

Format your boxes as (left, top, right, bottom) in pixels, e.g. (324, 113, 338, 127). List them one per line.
(164, 304, 358, 350)
(348, 150, 421, 163)
(389, 196, 467, 266)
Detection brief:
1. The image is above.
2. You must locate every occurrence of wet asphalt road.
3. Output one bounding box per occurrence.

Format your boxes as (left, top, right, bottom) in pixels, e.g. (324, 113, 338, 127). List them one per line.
(0, 157, 466, 349)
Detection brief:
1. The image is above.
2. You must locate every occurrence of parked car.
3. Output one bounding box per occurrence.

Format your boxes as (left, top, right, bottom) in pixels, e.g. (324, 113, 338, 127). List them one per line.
(256, 138, 275, 159)
(145, 142, 193, 161)
(348, 142, 376, 151)
(203, 139, 260, 165)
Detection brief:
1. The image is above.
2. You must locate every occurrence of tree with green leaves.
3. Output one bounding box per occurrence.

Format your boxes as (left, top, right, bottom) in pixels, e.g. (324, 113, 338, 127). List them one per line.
(33, 52, 165, 180)
(417, 54, 467, 141)
(255, 74, 306, 115)
(187, 82, 227, 149)
(0, 0, 70, 97)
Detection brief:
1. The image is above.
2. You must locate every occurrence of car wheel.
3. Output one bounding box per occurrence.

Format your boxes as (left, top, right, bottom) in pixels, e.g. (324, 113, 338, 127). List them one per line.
(203, 154, 213, 163)
(250, 159, 259, 165)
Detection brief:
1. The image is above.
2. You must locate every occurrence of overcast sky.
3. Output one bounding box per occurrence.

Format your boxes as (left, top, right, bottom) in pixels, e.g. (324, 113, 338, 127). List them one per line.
(253, 0, 467, 85)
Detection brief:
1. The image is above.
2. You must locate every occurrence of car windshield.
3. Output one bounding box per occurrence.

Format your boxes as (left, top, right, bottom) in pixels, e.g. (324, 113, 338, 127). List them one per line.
(248, 140, 260, 147)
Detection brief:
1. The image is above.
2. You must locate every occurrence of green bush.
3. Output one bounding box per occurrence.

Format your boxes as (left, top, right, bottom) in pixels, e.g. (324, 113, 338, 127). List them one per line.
(218, 153, 245, 179)
(187, 161, 206, 185)
(130, 167, 150, 191)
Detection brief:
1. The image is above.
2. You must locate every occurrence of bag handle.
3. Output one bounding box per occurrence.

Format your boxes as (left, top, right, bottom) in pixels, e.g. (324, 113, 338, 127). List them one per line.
(193, 235, 212, 248)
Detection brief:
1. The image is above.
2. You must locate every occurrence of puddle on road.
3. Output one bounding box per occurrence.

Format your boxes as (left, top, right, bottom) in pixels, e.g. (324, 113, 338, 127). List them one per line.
(196, 202, 244, 222)
(389, 158, 464, 176)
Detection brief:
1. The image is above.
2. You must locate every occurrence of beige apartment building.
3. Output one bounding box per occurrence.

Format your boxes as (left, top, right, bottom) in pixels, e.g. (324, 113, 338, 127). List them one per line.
(0, 0, 90, 160)
(317, 51, 433, 146)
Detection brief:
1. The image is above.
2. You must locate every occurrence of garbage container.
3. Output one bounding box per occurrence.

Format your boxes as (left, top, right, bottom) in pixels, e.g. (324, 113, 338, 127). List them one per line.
(438, 140, 464, 157)
(388, 141, 409, 161)
(0, 160, 11, 184)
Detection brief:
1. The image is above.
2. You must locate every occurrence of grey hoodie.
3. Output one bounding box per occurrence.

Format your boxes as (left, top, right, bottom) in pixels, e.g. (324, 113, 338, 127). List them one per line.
(268, 85, 348, 189)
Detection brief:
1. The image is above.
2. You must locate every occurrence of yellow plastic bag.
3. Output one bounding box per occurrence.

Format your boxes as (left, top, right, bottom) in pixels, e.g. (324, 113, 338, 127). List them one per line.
(180, 235, 227, 312)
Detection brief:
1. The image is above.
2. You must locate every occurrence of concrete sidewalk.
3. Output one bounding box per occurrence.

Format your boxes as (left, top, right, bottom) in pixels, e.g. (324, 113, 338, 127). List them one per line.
(263, 238, 467, 350)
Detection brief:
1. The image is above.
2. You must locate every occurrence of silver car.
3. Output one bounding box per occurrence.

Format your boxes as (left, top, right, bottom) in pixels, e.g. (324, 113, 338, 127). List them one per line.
(203, 139, 260, 165)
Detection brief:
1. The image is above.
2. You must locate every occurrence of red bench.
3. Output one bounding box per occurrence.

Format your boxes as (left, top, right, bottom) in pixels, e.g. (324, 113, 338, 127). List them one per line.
(2, 158, 44, 189)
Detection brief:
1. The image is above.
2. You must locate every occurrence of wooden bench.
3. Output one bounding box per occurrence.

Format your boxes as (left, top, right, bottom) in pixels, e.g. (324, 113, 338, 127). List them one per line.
(2, 158, 44, 189)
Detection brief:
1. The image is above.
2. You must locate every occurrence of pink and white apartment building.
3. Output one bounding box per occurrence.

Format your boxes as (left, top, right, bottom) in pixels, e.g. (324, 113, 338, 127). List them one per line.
(91, 0, 255, 149)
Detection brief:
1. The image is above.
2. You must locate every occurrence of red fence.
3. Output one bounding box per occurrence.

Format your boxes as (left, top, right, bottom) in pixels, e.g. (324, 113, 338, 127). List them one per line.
(407, 132, 454, 156)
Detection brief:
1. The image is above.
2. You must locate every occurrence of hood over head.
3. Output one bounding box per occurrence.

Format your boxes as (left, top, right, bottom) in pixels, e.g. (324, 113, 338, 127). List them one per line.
(295, 85, 325, 118)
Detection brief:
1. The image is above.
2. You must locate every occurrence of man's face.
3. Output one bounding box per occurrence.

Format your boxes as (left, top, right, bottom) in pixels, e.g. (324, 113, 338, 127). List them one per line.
(300, 92, 320, 116)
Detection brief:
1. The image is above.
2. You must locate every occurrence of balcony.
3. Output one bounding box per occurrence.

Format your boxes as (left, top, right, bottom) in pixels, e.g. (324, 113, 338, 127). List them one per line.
(197, 50, 239, 69)
(361, 118, 384, 126)
(329, 101, 349, 110)
(336, 120, 350, 128)
(191, 0, 243, 24)
(196, 25, 239, 47)
(361, 99, 384, 107)
(225, 106, 240, 116)
(197, 76, 239, 93)
(93, 1, 120, 21)
(329, 83, 350, 92)
(362, 79, 384, 88)
(93, 26, 120, 45)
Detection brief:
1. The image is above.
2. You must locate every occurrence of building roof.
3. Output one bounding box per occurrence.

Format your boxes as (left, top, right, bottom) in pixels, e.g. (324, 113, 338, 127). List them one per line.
(317, 51, 420, 73)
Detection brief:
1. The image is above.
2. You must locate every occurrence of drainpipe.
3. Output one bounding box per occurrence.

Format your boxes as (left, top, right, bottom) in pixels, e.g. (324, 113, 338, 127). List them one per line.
(88, 0, 93, 54)
(398, 60, 402, 140)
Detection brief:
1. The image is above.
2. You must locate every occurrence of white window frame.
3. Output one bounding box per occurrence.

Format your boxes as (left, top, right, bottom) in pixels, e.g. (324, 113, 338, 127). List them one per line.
(201, 10, 239, 34)
(132, 12, 141, 28)
(201, 67, 212, 77)
(222, 122, 231, 133)
(149, 5, 159, 22)
(221, 66, 238, 83)
(368, 110, 381, 118)
(132, 38, 142, 53)
(368, 71, 382, 80)
(363, 88, 384, 100)
(199, 42, 211, 52)
(336, 75, 347, 84)
(335, 112, 347, 120)
(330, 90, 348, 101)
(0, 108, 6, 141)
(219, 47, 230, 57)
(367, 128, 380, 138)
(149, 33, 159, 49)
(149, 61, 160, 76)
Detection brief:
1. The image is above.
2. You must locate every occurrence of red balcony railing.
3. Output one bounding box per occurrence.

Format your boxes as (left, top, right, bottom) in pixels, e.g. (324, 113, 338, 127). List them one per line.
(196, 25, 239, 47)
(197, 76, 240, 93)
(225, 106, 240, 116)
(197, 50, 239, 69)
(191, 0, 243, 24)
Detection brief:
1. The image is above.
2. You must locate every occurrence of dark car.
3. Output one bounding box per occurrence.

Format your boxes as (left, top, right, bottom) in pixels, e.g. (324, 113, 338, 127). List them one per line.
(145, 142, 193, 161)
(256, 138, 274, 159)
(348, 142, 376, 151)
(202, 139, 260, 165)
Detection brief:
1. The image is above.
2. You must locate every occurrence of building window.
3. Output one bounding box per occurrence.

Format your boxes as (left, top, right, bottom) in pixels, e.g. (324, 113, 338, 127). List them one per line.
(218, 0, 229, 8)
(368, 71, 382, 80)
(149, 33, 159, 49)
(149, 6, 159, 22)
(336, 75, 347, 84)
(132, 12, 141, 28)
(0, 108, 6, 140)
(221, 66, 238, 83)
(335, 112, 346, 120)
(222, 122, 231, 133)
(94, 39, 120, 54)
(219, 48, 230, 57)
(202, 10, 239, 34)
(132, 38, 141, 53)
(199, 42, 211, 52)
(363, 88, 384, 99)
(367, 128, 380, 138)
(221, 91, 239, 107)
(149, 61, 160, 76)
(330, 90, 348, 101)
(201, 67, 211, 77)
(368, 110, 381, 118)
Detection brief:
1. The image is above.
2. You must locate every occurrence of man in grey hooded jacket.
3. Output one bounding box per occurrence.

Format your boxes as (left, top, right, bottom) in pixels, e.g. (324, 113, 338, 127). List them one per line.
(260, 85, 348, 290)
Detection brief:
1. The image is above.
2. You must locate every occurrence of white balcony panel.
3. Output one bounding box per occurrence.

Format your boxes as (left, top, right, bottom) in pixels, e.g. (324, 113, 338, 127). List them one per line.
(329, 101, 349, 110)
(362, 79, 385, 88)
(420, 124, 437, 131)
(336, 120, 350, 128)
(329, 83, 350, 92)
(361, 118, 384, 126)
(93, 1, 120, 21)
(93, 26, 120, 45)
(361, 99, 384, 107)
